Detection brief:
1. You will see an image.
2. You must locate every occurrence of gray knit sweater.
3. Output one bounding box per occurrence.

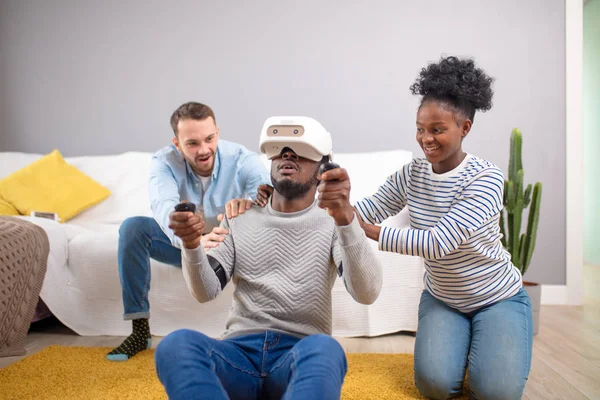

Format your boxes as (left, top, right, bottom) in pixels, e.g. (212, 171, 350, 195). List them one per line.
(181, 200, 383, 339)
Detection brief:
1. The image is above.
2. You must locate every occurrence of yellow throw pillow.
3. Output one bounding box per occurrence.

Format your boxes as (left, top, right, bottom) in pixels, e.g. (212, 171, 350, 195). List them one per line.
(0, 196, 19, 216)
(0, 150, 111, 222)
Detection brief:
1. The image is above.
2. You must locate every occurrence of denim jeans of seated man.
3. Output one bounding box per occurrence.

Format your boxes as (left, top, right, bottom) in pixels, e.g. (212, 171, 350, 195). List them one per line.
(155, 330, 348, 400)
(118, 216, 182, 320)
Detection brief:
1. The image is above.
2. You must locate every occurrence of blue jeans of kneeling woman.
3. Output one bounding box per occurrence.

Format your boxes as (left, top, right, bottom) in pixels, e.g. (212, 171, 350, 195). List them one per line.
(414, 287, 533, 400)
(155, 330, 347, 400)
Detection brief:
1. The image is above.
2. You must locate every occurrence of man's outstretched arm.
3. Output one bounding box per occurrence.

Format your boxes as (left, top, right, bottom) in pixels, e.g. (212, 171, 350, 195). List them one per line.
(180, 244, 229, 303)
(333, 217, 383, 305)
(318, 167, 383, 305)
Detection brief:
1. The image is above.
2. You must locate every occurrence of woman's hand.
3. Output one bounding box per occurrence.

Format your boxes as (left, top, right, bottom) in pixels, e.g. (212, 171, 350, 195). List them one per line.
(200, 226, 229, 251)
(353, 208, 381, 242)
(253, 184, 273, 207)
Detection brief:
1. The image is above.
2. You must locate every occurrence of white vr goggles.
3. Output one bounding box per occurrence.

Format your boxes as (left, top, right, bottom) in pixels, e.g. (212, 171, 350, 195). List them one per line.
(259, 116, 333, 162)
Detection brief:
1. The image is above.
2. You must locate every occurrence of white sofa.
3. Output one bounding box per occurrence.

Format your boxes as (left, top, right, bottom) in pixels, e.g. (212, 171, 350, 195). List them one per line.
(0, 149, 424, 338)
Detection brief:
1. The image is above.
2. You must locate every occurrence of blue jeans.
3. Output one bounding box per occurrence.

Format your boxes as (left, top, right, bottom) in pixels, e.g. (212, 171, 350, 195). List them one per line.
(155, 330, 348, 400)
(414, 288, 533, 400)
(118, 216, 181, 320)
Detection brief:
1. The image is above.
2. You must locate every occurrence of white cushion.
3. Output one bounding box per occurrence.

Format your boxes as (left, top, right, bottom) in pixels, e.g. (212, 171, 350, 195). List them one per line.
(0, 152, 44, 179)
(66, 152, 154, 225)
(260, 149, 412, 228)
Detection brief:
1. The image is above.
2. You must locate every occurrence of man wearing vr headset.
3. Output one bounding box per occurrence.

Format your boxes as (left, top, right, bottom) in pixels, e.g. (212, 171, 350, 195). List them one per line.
(156, 117, 383, 400)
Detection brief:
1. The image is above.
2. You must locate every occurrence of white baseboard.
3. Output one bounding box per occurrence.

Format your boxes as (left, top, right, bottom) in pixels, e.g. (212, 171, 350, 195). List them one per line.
(541, 285, 568, 305)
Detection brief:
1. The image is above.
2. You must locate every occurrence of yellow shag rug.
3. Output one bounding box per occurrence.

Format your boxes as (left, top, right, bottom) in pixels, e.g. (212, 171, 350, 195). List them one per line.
(0, 346, 469, 399)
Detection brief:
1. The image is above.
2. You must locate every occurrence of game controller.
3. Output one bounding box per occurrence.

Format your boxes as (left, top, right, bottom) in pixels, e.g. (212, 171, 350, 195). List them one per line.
(174, 202, 196, 213)
(319, 162, 341, 180)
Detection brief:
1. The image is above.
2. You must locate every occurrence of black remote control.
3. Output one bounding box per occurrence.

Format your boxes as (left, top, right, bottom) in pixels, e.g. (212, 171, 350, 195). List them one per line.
(174, 202, 196, 213)
(319, 162, 340, 180)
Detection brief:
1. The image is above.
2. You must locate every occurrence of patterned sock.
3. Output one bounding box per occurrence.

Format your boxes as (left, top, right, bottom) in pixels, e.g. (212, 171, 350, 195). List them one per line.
(106, 319, 152, 361)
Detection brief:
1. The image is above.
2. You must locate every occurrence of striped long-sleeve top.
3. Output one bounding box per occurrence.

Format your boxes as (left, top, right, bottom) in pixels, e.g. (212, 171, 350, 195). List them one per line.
(355, 154, 522, 312)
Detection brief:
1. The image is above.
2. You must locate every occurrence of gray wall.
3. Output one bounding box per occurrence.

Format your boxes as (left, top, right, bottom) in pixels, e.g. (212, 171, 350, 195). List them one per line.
(0, 0, 566, 284)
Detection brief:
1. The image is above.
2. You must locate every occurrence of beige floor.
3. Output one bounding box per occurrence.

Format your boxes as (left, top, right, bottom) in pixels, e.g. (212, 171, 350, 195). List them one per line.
(2, 265, 599, 399)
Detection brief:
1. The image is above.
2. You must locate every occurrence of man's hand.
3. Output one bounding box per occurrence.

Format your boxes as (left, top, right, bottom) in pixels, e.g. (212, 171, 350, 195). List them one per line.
(254, 184, 273, 207)
(225, 184, 273, 219)
(201, 226, 229, 251)
(317, 167, 355, 226)
(168, 210, 205, 249)
(225, 198, 252, 219)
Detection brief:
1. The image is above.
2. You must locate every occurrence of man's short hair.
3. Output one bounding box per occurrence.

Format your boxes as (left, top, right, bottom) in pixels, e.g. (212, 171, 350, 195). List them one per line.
(170, 102, 216, 136)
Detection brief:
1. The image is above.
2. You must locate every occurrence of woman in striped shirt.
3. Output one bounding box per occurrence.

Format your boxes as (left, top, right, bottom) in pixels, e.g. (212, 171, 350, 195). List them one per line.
(355, 56, 533, 400)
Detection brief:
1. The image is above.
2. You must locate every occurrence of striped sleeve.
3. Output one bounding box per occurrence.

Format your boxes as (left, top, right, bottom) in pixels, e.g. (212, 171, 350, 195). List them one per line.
(379, 168, 504, 261)
(354, 163, 410, 224)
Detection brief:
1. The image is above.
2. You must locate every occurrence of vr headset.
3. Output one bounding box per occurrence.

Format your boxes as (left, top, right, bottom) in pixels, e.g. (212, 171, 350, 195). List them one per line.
(259, 116, 333, 162)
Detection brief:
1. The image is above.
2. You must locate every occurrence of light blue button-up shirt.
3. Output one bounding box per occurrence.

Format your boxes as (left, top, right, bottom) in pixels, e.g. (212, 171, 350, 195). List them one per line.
(149, 140, 270, 248)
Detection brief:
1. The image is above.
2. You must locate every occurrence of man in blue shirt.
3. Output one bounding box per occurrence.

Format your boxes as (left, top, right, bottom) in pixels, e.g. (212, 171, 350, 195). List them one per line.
(107, 102, 270, 361)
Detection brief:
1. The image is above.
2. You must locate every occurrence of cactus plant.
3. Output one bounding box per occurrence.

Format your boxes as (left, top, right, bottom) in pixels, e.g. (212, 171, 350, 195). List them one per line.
(499, 128, 543, 276)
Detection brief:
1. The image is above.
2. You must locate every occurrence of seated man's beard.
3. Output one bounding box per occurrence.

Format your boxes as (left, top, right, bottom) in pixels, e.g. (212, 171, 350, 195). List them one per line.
(271, 172, 318, 200)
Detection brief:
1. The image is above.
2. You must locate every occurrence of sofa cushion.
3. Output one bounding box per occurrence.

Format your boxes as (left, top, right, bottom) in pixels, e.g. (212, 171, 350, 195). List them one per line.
(260, 149, 412, 230)
(0, 150, 111, 222)
(0, 152, 44, 178)
(261, 149, 411, 201)
(66, 152, 154, 225)
(331, 150, 412, 206)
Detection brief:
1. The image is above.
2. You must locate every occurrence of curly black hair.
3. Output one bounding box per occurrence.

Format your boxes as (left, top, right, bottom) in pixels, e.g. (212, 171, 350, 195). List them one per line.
(410, 56, 494, 122)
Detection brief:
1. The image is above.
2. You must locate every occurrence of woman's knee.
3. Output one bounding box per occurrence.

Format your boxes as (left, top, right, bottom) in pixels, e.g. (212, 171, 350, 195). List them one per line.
(469, 373, 526, 400)
(414, 362, 464, 400)
(413, 324, 469, 400)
